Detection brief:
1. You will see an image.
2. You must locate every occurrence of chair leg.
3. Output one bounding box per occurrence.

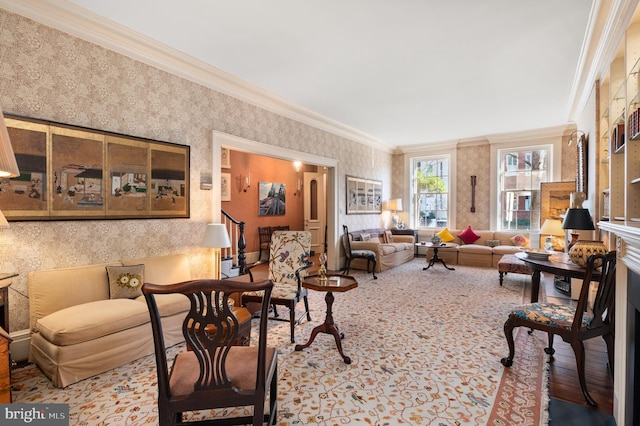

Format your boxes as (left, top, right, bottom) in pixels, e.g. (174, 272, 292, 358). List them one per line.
(343, 259, 351, 275)
(571, 339, 597, 406)
(370, 258, 377, 279)
(500, 318, 516, 367)
(289, 307, 296, 343)
(303, 295, 312, 321)
(545, 332, 556, 356)
(268, 363, 278, 425)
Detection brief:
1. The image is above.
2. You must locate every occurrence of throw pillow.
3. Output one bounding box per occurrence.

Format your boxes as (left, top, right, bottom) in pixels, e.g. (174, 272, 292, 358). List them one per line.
(486, 239, 501, 248)
(458, 226, 481, 244)
(510, 234, 529, 247)
(107, 264, 144, 299)
(369, 236, 381, 243)
(384, 230, 394, 243)
(436, 227, 455, 242)
(361, 233, 371, 241)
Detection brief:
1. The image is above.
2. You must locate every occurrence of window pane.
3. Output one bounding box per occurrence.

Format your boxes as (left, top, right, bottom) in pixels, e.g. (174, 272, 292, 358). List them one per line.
(413, 157, 449, 229)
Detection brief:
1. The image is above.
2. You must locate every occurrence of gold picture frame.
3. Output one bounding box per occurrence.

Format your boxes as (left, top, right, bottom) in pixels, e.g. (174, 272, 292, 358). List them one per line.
(1, 114, 190, 220)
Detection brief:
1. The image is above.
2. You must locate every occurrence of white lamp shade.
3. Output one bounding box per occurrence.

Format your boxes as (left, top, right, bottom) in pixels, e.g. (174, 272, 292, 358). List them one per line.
(539, 219, 564, 236)
(202, 223, 231, 248)
(387, 198, 403, 212)
(0, 109, 20, 178)
(0, 210, 8, 229)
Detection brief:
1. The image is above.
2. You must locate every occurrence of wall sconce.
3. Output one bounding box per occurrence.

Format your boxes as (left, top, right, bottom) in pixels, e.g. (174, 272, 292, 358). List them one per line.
(293, 160, 302, 196)
(236, 173, 251, 192)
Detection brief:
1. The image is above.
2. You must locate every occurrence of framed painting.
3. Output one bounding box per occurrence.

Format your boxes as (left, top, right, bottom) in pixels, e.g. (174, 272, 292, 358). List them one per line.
(1, 114, 190, 220)
(258, 181, 286, 215)
(346, 175, 382, 214)
(221, 172, 231, 202)
(540, 181, 575, 225)
(221, 147, 231, 168)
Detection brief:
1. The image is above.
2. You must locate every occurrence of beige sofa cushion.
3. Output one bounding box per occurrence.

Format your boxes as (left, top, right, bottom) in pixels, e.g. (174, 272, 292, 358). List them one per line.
(134, 293, 189, 317)
(36, 299, 149, 346)
(28, 262, 120, 332)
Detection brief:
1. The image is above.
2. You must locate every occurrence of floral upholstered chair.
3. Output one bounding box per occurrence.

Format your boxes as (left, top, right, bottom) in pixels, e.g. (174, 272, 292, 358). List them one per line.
(243, 230, 313, 343)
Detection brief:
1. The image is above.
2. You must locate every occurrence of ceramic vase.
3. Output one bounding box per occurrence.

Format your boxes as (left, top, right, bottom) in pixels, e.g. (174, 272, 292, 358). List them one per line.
(569, 240, 607, 267)
(431, 234, 442, 245)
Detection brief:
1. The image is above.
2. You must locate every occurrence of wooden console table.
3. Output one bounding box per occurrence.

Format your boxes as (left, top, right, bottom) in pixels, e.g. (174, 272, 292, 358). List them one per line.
(0, 273, 17, 331)
(0, 327, 11, 403)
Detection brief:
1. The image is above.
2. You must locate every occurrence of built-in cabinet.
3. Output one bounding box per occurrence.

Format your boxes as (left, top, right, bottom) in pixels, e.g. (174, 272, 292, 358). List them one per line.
(600, 15, 640, 224)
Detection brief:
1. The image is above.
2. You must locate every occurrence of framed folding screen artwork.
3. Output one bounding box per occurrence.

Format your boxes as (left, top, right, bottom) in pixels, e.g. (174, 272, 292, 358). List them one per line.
(0, 114, 190, 220)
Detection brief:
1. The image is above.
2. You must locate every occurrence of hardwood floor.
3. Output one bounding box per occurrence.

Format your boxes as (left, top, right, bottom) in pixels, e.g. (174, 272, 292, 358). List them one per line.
(540, 272, 615, 416)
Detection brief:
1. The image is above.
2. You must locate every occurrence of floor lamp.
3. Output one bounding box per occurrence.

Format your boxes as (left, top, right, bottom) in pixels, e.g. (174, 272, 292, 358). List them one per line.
(202, 223, 231, 279)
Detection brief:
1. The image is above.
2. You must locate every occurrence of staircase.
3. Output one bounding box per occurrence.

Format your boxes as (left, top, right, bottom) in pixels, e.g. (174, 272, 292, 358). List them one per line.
(221, 209, 246, 276)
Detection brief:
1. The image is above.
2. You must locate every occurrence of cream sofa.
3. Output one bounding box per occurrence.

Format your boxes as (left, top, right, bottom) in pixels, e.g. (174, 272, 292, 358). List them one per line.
(347, 228, 415, 272)
(418, 229, 530, 267)
(28, 253, 191, 388)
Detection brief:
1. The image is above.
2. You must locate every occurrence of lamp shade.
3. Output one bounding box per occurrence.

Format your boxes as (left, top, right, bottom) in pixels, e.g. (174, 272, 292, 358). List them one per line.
(387, 198, 403, 212)
(539, 219, 564, 236)
(0, 109, 20, 178)
(202, 223, 231, 248)
(0, 210, 8, 229)
(561, 208, 595, 231)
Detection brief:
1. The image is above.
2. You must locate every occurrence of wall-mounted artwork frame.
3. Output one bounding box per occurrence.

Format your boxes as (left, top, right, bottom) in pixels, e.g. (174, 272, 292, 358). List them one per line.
(540, 181, 575, 225)
(221, 172, 231, 202)
(346, 175, 382, 214)
(1, 114, 190, 220)
(221, 147, 231, 168)
(258, 181, 286, 215)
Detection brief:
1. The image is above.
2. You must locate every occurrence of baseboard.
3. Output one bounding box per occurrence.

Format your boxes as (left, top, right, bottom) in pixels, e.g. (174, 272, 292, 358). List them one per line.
(9, 329, 30, 362)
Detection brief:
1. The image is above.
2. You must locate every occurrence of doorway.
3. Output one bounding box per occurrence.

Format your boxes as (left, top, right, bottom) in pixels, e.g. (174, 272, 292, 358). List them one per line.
(212, 131, 339, 270)
(304, 171, 327, 255)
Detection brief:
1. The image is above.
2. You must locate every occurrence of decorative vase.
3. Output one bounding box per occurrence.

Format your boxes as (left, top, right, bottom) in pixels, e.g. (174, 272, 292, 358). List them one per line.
(431, 234, 442, 245)
(568, 240, 607, 267)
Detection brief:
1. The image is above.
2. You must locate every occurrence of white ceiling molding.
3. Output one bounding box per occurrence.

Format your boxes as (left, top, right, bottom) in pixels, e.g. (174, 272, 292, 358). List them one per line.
(0, 0, 392, 152)
(568, 0, 640, 120)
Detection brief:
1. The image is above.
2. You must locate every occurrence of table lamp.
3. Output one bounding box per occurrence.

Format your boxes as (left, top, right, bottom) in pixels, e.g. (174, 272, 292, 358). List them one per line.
(387, 198, 403, 229)
(539, 219, 564, 251)
(202, 223, 231, 279)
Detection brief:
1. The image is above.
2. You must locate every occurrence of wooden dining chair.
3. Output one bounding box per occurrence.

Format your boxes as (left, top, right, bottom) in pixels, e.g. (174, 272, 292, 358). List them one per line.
(143, 278, 277, 426)
(500, 251, 616, 406)
(342, 225, 377, 279)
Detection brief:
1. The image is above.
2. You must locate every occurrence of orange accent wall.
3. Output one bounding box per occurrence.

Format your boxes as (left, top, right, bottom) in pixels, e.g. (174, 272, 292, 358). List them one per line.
(221, 151, 311, 253)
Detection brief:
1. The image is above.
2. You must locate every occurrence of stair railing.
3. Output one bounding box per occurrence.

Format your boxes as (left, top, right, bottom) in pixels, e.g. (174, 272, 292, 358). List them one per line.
(221, 209, 246, 275)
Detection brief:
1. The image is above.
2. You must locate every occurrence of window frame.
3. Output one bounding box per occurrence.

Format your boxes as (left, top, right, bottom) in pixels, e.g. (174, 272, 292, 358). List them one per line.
(409, 153, 454, 230)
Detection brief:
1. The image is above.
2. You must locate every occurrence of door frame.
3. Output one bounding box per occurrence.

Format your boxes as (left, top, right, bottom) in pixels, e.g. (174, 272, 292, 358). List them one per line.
(212, 131, 340, 271)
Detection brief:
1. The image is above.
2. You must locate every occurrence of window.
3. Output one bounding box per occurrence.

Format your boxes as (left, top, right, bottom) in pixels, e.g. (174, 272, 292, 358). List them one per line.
(498, 147, 549, 231)
(413, 156, 449, 228)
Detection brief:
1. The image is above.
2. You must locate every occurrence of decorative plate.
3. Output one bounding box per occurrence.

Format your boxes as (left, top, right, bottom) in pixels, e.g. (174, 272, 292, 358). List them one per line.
(523, 248, 553, 261)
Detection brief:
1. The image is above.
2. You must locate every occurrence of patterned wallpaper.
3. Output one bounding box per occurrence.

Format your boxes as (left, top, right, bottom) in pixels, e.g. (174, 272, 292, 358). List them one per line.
(456, 144, 491, 230)
(0, 10, 391, 332)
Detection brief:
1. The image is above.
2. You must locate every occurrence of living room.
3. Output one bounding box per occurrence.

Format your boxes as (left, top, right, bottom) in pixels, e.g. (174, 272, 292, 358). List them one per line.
(0, 1, 638, 425)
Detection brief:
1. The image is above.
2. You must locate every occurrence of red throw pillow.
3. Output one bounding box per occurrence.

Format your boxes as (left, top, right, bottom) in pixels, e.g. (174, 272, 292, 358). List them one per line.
(458, 226, 481, 244)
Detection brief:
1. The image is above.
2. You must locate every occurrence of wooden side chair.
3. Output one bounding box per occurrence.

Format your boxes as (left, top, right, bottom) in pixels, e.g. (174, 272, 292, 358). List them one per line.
(500, 251, 616, 406)
(243, 230, 313, 343)
(342, 225, 377, 279)
(258, 227, 272, 261)
(143, 278, 277, 426)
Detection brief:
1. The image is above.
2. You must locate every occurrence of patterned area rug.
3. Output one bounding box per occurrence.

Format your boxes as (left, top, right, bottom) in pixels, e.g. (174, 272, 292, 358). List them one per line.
(12, 260, 549, 425)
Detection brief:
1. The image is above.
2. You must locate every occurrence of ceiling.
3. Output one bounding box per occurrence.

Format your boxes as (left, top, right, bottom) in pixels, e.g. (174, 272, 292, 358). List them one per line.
(55, 1, 594, 148)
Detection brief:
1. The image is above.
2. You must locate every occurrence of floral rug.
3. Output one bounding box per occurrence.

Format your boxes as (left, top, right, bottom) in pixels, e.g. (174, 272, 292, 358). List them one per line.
(12, 260, 549, 425)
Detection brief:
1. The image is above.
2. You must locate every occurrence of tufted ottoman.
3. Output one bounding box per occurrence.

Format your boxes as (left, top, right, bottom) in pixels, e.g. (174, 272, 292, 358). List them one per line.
(498, 254, 533, 286)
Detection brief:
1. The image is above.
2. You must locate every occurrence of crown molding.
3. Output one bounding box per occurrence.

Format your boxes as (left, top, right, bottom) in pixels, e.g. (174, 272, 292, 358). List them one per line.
(0, 0, 392, 152)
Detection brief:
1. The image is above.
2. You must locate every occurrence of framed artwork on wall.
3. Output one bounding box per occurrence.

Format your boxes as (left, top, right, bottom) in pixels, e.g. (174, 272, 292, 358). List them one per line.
(221, 147, 231, 168)
(221, 172, 231, 201)
(540, 181, 575, 225)
(258, 181, 286, 215)
(1, 114, 190, 220)
(346, 175, 382, 214)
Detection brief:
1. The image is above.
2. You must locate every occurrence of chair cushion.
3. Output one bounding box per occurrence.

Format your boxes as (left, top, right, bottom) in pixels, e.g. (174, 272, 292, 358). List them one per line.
(510, 303, 593, 330)
(352, 249, 376, 258)
(244, 282, 299, 301)
(170, 346, 277, 397)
